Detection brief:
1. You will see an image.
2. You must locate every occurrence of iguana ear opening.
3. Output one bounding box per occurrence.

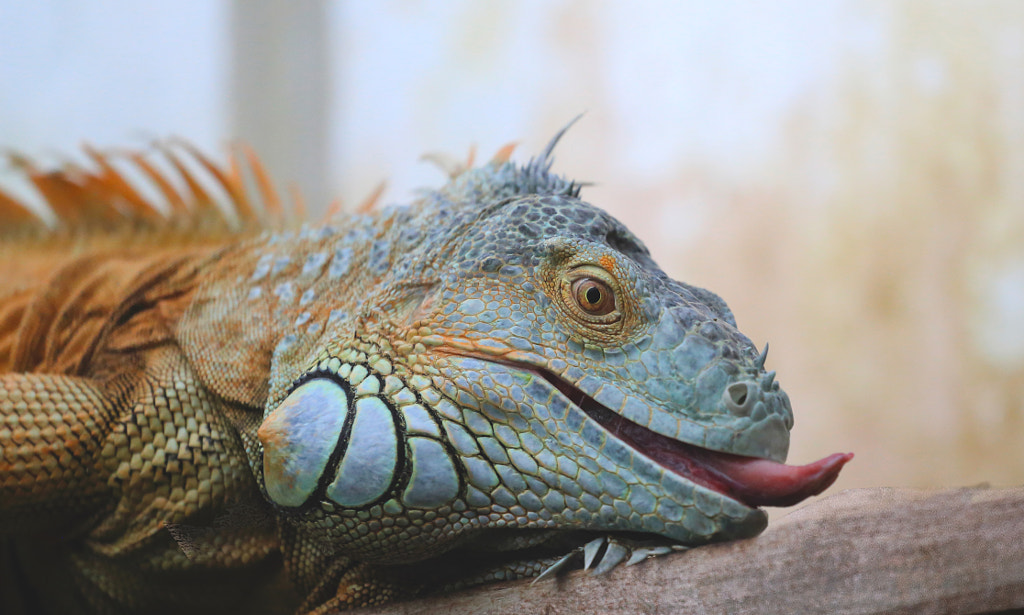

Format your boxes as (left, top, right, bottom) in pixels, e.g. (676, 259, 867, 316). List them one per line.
(384, 282, 441, 329)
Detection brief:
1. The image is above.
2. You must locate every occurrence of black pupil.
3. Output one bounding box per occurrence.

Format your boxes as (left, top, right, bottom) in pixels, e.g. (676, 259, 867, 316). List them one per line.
(584, 286, 602, 306)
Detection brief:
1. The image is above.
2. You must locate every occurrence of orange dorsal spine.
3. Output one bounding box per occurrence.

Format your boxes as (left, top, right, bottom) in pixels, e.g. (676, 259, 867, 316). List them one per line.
(0, 142, 293, 375)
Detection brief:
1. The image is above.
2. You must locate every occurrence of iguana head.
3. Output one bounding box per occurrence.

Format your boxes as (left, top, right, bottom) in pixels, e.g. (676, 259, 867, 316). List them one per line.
(254, 127, 851, 567)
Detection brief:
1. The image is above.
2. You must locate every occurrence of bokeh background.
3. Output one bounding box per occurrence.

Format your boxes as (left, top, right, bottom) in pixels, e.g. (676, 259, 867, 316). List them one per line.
(3, 1, 1023, 509)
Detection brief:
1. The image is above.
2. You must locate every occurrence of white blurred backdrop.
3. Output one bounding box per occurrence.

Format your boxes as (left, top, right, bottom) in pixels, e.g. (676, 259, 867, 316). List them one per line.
(2, 1, 1023, 504)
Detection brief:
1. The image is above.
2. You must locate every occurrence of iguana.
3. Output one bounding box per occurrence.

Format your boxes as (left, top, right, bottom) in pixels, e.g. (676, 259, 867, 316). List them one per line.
(0, 126, 852, 615)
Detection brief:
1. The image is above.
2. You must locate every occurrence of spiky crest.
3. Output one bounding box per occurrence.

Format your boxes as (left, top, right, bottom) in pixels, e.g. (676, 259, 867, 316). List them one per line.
(0, 142, 297, 241)
(1, 120, 588, 243)
(429, 117, 586, 211)
(513, 115, 585, 198)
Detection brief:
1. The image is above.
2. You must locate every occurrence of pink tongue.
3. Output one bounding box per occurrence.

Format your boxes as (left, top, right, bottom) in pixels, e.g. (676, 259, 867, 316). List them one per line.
(703, 452, 854, 507)
(530, 365, 854, 508)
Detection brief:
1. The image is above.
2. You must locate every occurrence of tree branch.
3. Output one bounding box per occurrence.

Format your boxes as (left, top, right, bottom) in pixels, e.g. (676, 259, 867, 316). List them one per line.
(357, 486, 1024, 614)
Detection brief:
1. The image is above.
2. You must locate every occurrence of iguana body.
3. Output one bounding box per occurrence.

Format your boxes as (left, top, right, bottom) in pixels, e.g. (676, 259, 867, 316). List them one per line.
(0, 131, 851, 614)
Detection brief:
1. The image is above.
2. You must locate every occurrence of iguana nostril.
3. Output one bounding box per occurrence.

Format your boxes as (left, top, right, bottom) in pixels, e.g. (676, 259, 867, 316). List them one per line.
(725, 382, 758, 415)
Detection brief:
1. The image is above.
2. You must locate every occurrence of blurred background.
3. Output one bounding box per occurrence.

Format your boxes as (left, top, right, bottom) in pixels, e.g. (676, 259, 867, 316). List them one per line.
(2, 1, 1023, 506)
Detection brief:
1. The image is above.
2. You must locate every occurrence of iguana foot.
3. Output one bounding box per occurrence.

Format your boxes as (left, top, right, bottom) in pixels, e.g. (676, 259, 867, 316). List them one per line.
(532, 535, 686, 583)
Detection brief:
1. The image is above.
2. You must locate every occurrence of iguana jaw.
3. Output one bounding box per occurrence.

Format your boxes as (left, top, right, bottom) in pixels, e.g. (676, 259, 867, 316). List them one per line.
(535, 368, 853, 509)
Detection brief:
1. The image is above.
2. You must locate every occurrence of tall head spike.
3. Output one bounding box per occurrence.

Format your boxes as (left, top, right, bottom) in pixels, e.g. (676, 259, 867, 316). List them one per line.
(533, 113, 584, 172)
(755, 342, 770, 369)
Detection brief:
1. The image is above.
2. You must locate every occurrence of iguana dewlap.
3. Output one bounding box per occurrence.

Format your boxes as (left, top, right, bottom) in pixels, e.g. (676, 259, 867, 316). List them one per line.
(0, 129, 851, 614)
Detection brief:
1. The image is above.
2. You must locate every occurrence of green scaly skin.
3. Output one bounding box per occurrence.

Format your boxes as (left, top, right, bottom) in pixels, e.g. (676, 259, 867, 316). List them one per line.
(1, 129, 845, 614)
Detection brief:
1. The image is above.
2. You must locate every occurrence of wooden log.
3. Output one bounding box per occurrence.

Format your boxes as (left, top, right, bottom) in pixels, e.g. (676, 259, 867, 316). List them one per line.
(356, 486, 1024, 614)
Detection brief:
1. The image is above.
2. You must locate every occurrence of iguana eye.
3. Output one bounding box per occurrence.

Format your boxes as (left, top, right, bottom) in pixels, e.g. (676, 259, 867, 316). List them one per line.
(572, 277, 616, 316)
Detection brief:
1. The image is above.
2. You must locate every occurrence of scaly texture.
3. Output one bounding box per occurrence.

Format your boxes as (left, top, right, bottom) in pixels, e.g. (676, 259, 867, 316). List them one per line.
(0, 130, 851, 614)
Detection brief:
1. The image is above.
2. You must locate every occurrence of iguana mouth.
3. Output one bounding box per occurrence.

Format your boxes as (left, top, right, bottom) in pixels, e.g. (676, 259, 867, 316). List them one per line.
(536, 369, 852, 509)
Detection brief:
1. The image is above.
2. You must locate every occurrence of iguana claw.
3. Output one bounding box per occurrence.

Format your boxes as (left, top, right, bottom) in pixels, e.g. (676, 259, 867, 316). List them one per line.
(533, 535, 683, 583)
(531, 551, 577, 585)
(587, 536, 686, 576)
(625, 545, 675, 567)
(582, 537, 605, 570)
(591, 540, 630, 575)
